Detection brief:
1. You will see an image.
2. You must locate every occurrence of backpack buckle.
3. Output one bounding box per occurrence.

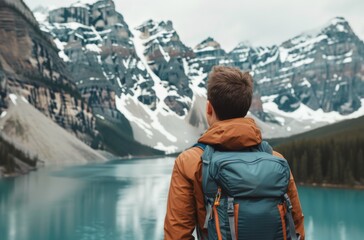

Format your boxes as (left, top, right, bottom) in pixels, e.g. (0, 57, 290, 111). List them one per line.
(214, 187, 222, 206)
(283, 193, 293, 211)
(227, 197, 234, 216)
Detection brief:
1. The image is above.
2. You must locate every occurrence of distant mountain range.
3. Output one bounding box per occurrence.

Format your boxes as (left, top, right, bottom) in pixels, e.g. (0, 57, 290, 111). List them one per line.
(269, 115, 364, 146)
(0, 0, 364, 172)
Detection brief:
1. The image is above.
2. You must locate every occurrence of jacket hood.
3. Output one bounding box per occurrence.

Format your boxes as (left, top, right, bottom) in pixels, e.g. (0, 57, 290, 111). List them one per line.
(198, 117, 262, 150)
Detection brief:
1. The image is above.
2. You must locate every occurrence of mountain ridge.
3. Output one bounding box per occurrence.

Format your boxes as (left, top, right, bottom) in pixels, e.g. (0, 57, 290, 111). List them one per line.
(0, 0, 162, 175)
(0, 0, 363, 162)
(30, 0, 364, 152)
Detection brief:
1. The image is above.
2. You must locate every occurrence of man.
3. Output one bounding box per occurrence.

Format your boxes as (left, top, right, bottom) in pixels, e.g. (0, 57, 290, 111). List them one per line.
(164, 66, 305, 240)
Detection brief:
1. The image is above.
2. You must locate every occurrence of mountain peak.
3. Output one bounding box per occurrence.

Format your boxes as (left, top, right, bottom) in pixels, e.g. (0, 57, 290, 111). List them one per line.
(194, 37, 223, 51)
(136, 19, 174, 34)
(305, 16, 354, 37)
(323, 16, 353, 34)
(230, 41, 252, 53)
(283, 16, 356, 48)
(328, 16, 348, 25)
(69, 1, 90, 9)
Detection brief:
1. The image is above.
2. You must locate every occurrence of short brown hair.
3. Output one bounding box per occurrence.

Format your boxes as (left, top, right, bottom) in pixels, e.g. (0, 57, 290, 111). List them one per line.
(207, 66, 253, 120)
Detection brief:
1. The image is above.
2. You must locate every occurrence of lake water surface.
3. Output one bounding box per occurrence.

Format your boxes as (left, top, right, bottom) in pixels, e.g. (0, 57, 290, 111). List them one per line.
(0, 157, 363, 240)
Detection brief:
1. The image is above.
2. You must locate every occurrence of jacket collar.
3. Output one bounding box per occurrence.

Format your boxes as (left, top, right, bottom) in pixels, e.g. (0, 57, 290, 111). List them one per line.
(198, 117, 262, 151)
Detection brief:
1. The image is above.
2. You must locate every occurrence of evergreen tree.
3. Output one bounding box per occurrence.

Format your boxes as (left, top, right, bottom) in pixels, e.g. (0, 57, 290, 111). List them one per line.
(331, 147, 340, 183)
(357, 149, 364, 183)
(300, 151, 308, 182)
(313, 147, 323, 183)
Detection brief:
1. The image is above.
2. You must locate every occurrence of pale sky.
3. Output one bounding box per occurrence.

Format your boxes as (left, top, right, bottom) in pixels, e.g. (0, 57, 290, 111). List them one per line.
(25, 0, 364, 51)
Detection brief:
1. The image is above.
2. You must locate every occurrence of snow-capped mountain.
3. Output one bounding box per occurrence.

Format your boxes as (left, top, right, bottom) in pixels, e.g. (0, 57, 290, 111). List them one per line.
(191, 37, 227, 74)
(0, 0, 161, 166)
(192, 18, 364, 116)
(191, 17, 364, 137)
(32, 0, 207, 153)
(30, 0, 364, 152)
(135, 19, 195, 116)
(227, 17, 364, 115)
(0, 0, 110, 169)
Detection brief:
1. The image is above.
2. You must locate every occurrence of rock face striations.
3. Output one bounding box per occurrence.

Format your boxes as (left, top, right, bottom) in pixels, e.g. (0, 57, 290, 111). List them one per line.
(33, 1, 364, 150)
(43, 0, 158, 116)
(0, 0, 162, 172)
(135, 20, 195, 116)
(195, 17, 364, 115)
(35, 1, 208, 152)
(42, 3, 201, 117)
(2, 0, 364, 158)
(0, 0, 99, 147)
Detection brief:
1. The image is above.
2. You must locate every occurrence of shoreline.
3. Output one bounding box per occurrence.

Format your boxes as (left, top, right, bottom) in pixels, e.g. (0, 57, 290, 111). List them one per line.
(0, 152, 173, 178)
(3, 156, 364, 192)
(110, 153, 178, 161)
(0, 165, 36, 178)
(297, 182, 364, 190)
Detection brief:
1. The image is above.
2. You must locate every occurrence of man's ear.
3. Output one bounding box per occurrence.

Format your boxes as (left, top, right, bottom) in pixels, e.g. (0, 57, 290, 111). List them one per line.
(206, 100, 213, 115)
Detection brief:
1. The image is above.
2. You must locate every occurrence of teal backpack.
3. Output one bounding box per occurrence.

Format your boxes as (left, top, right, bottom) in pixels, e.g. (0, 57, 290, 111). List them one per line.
(195, 141, 299, 240)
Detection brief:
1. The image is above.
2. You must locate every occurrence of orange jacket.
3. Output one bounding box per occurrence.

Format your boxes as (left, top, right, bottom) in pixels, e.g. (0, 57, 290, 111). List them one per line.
(164, 118, 305, 240)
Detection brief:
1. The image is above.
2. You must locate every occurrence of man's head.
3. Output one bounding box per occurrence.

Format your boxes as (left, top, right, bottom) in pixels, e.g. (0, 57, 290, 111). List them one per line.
(206, 66, 253, 126)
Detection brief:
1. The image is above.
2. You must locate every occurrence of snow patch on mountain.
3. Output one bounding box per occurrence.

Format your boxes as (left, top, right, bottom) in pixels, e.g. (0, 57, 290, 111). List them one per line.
(9, 94, 18, 105)
(111, 28, 208, 153)
(259, 97, 364, 137)
(131, 28, 173, 115)
(32, 2, 364, 152)
(0, 111, 7, 118)
(115, 93, 205, 153)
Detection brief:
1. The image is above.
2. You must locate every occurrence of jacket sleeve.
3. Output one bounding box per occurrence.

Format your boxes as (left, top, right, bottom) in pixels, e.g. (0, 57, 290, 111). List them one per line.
(164, 154, 196, 240)
(287, 171, 305, 240)
(273, 151, 305, 240)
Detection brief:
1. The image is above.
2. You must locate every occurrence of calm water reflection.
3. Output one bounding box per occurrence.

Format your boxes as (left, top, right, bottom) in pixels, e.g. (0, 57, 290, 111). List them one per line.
(0, 157, 364, 240)
(299, 186, 364, 240)
(0, 158, 174, 240)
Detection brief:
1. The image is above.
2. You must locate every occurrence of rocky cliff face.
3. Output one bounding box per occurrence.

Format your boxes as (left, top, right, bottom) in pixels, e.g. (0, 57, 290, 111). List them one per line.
(199, 17, 364, 115)
(274, 17, 364, 114)
(191, 37, 227, 74)
(0, 0, 162, 165)
(42, 3, 200, 117)
(135, 20, 195, 116)
(34, 1, 207, 152)
(189, 37, 267, 118)
(0, 0, 99, 147)
(30, 1, 364, 151)
(42, 0, 157, 116)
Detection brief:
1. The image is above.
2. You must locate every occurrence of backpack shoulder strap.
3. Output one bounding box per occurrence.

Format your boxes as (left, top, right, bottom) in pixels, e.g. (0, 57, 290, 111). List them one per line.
(194, 143, 215, 166)
(192, 142, 207, 151)
(253, 140, 273, 154)
(193, 142, 214, 230)
(284, 194, 299, 240)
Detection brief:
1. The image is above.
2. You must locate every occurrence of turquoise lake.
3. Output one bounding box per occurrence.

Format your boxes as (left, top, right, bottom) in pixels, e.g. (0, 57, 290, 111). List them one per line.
(1, 157, 364, 240)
